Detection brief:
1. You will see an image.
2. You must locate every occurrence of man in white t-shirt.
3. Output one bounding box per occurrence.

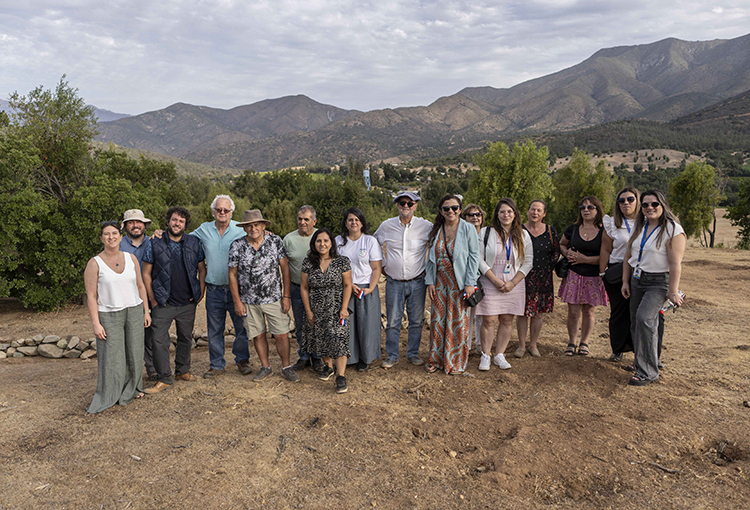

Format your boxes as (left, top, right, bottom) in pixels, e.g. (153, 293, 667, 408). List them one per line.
(374, 191, 432, 368)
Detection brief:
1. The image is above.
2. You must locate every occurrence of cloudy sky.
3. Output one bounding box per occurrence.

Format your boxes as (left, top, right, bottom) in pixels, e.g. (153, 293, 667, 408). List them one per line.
(1, 1, 748, 115)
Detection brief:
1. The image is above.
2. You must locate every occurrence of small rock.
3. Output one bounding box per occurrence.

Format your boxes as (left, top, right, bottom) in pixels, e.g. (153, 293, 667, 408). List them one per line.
(130, 455, 141, 461)
(225, 335, 235, 344)
(87, 337, 97, 345)
(38, 344, 64, 359)
(0, 351, 6, 359)
(81, 349, 97, 360)
(192, 329, 205, 340)
(196, 339, 209, 347)
(11, 340, 21, 348)
(13, 352, 25, 358)
(56, 339, 69, 350)
(32, 334, 44, 343)
(625, 444, 635, 450)
(743, 401, 750, 408)
(17, 346, 39, 356)
(63, 349, 81, 358)
(67, 337, 80, 350)
(169, 333, 177, 344)
(448, 450, 458, 458)
(89, 341, 97, 352)
(6, 347, 16, 356)
(75, 340, 88, 351)
(23, 338, 36, 346)
(42, 335, 61, 344)
(0, 343, 9, 352)
(169, 343, 176, 353)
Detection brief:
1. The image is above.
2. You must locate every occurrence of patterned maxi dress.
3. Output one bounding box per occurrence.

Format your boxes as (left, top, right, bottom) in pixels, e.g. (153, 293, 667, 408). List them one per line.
(427, 235, 470, 374)
(301, 256, 352, 359)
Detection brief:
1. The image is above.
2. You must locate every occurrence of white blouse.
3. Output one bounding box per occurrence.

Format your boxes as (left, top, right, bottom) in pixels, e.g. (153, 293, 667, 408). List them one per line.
(95, 254, 142, 312)
(627, 222, 685, 273)
(603, 214, 634, 264)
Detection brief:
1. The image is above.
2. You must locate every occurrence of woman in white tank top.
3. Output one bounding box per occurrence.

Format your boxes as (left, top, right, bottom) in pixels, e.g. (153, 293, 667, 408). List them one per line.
(83, 221, 151, 413)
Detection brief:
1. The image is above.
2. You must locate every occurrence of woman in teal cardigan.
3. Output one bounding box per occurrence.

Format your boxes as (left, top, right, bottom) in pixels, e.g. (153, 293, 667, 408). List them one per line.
(424, 194, 480, 374)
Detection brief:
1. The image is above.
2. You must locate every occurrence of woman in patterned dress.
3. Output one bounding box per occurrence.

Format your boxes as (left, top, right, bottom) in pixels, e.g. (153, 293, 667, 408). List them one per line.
(424, 195, 480, 374)
(301, 228, 353, 393)
(515, 200, 559, 358)
(475, 198, 533, 371)
(558, 196, 609, 356)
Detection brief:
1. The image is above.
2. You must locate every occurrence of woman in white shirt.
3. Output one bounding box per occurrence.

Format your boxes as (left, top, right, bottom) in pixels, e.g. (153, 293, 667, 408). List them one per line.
(84, 221, 151, 413)
(336, 208, 383, 372)
(622, 190, 686, 386)
(475, 198, 533, 371)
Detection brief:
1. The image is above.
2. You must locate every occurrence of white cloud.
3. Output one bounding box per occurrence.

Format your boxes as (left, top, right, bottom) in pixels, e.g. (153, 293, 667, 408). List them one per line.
(0, 1, 748, 112)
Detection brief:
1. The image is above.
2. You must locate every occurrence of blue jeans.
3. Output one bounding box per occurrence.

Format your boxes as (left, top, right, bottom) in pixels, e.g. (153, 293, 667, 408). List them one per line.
(205, 284, 250, 370)
(290, 283, 320, 362)
(630, 272, 669, 381)
(384, 274, 426, 359)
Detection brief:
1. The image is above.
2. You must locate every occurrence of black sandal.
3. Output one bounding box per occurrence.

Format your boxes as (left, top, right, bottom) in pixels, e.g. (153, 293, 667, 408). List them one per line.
(577, 343, 589, 356)
(564, 343, 576, 356)
(623, 364, 636, 372)
(628, 375, 652, 386)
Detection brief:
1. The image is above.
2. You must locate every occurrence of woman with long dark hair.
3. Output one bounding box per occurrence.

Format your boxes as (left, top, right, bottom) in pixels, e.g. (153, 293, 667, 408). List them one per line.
(558, 196, 609, 356)
(424, 195, 480, 374)
(301, 228, 353, 393)
(336, 208, 383, 372)
(516, 199, 559, 358)
(475, 198, 533, 371)
(622, 190, 685, 386)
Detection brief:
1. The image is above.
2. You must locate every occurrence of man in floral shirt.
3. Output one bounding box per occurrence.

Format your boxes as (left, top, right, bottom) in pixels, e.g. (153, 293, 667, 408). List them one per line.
(228, 210, 298, 382)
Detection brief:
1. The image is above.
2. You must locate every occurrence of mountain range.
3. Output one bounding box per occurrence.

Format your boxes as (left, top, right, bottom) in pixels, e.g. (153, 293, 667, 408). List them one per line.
(0, 98, 130, 123)
(91, 33, 750, 171)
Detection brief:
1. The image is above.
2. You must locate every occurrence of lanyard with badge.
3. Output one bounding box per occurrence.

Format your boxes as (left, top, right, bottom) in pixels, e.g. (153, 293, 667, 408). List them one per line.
(633, 224, 659, 279)
(503, 237, 512, 274)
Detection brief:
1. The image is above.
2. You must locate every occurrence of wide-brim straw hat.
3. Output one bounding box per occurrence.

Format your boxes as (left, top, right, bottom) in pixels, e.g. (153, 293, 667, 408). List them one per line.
(121, 209, 152, 229)
(236, 209, 272, 227)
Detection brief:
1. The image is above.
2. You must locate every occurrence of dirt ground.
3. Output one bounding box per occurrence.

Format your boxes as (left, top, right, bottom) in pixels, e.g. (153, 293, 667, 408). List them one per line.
(2, 225, 750, 509)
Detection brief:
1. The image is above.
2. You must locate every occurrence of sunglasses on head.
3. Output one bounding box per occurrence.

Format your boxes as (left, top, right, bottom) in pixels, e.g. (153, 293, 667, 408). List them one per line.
(466, 212, 482, 217)
(617, 196, 636, 204)
(398, 200, 415, 208)
(579, 205, 596, 211)
(442, 205, 460, 212)
(641, 202, 661, 209)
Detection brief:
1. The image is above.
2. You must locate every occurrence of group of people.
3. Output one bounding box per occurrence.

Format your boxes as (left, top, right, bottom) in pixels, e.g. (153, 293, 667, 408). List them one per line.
(84, 188, 685, 412)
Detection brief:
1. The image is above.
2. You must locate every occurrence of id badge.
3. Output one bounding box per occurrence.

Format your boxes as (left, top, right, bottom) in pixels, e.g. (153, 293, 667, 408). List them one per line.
(633, 267, 642, 279)
(504, 263, 512, 274)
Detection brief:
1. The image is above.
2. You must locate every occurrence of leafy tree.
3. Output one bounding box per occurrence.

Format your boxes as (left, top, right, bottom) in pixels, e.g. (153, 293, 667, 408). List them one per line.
(548, 149, 622, 231)
(670, 161, 721, 247)
(465, 140, 554, 218)
(726, 179, 750, 249)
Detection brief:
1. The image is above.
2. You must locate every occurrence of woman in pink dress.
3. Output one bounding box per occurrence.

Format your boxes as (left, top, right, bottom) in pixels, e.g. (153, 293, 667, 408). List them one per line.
(475, 198, 533, 371)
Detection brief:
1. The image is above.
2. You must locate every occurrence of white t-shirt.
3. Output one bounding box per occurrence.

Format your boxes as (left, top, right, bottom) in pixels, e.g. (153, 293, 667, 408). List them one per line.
(603, 215, 635, 263)
(627, 221, 685, 273)
(336, 234, 383, 285)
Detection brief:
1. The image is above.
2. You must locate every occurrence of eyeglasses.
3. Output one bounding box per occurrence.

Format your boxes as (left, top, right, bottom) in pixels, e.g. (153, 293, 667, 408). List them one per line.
(579, 205, 596, 211)
(641, 202, 661, 209)
(466, 212, 482, 218)
(617, 196, 636, 204)
(214, 208, 232, 214)
(442, 205, 460, 212)
(398, 201, 415, 208)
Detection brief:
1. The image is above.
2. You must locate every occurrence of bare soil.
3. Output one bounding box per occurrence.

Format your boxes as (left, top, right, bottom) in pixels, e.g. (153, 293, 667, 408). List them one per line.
(1, 229, 749, 509)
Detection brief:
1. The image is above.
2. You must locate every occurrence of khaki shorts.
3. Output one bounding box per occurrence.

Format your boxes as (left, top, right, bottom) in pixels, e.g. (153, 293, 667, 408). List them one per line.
(242, 300, 291, 338)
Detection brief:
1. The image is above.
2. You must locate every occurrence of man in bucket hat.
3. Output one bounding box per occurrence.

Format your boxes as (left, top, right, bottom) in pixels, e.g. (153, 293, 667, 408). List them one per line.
(228, 210, 299, 382)
(119, 209, 156, 379)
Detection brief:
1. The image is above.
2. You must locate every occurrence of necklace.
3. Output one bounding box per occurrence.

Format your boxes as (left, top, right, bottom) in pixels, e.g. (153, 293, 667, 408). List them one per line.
(579, 224, 598, 241)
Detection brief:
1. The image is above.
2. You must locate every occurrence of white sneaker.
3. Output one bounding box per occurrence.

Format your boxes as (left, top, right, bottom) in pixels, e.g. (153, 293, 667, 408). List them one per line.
(479, 352, 491, 371)
(493, 353, 511, 370)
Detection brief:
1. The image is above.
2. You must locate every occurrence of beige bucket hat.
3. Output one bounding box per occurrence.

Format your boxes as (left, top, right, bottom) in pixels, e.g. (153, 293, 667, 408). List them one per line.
(236, 209, 272, 227)
(121, 209, 152, 229)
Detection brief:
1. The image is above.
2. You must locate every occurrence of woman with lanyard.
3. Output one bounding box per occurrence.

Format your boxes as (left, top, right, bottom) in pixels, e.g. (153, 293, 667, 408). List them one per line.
(622, 190, 685, 386)
(600, 187, 640, 362)
(424, 195, 480, 374)
(475, 198, 533, 371)
(558, 196, 609, 356)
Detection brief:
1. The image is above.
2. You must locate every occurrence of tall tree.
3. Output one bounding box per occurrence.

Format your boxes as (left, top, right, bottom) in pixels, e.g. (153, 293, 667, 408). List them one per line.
(465, 140, 554, 218)
(726, 179, 750, 249)
(670, 161, 721, 247)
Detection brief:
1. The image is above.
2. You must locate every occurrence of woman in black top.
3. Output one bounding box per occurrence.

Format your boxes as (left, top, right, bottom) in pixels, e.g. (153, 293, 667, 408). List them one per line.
(558, 196, 609, 356)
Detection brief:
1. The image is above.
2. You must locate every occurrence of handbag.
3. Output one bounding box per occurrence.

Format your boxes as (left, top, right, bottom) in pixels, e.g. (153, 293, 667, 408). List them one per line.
(604, 262, 623, 285)
(442, 226, 485, 307)
(554, 257, 570, 278)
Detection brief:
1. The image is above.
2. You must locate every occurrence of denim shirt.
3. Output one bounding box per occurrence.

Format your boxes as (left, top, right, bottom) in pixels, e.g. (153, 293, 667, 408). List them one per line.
(120, 235, 151, 270)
